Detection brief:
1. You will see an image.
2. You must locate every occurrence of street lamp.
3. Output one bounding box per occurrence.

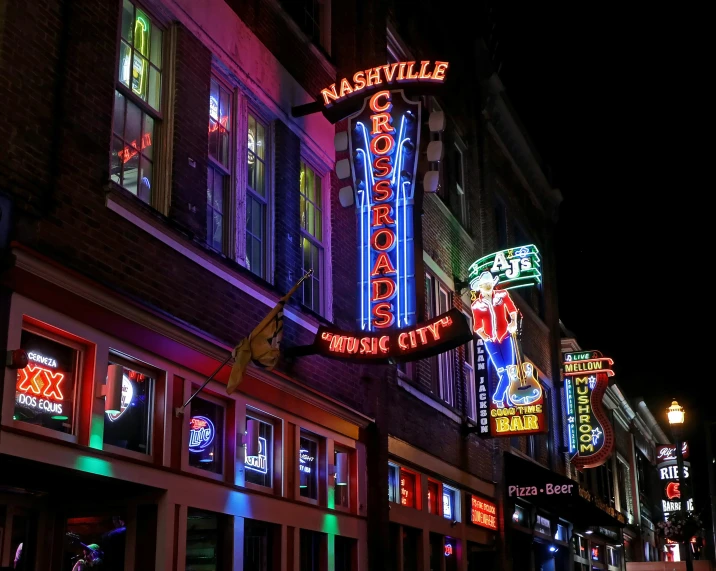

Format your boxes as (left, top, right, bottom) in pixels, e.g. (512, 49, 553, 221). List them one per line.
(667, 399, 693, 571)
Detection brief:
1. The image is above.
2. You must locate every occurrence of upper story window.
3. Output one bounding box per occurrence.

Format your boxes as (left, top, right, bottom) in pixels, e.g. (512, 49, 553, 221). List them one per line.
(617, 456, 633, 517)
(14, 327, 80, 435)
(300, 161, 324, 314)
(207, 76, 233, 253)
(280, 0, 331, 55)
(246, 113, 269, 279)
(448, 138, 468, 228)
(425, 272, 455, 406)
(494, 200, 507, 249)
(112, 0, 163, 205)
(103, 356, 155, 455)
(299, 432, 319, 500)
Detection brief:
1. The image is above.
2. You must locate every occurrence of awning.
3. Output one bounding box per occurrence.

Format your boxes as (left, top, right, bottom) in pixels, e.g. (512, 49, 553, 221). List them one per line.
(504, 452, 626, 529)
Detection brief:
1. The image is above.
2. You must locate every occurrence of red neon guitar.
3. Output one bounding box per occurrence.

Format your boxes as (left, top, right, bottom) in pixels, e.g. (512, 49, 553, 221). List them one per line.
(506, 332, 542, 406)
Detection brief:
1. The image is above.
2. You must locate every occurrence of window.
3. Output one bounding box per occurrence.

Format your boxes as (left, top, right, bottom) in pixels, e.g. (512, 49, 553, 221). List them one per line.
(188, 398, 224, 474)
(244, 519, 277, 571)
(14, 328, 79, 434)
(245, 416, 273, 488)
(427, 481, 439, 514)
(335, 536, 356, 571)
(280, 0, 330, 54)
(299, 433, 319, 500)
(399, 469, 416, 508)
(596, 461, 615, 509)
(246, 113, 269, 278)
(555, 523, 567, 542)
(186, 509, 225, 569)
(607, 546, 621, 568)
(333, 447, 350, 509)
(448, 139, 468, 228)
(442, 485, 459, 522)
(207, 76, 232, 252)
(65, 515, 126, 571)
(617, 457, 633, 517)
(112, 0, 162, 204)
(428, 98, 444, 192)
(494, 200, 507, 249)
(512, 505, 526, 526)
(425, 273, 455, 406)
(103, 358, 154, 455)
(534, 514, 551, 536)
(300, 161, 324, 313)
(300, 530, 324, 571)
(388, 463, 400, 503)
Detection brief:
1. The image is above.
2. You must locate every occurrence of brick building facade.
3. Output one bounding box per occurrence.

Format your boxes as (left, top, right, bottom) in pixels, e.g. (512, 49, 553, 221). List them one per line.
(0, 1, 580, 570)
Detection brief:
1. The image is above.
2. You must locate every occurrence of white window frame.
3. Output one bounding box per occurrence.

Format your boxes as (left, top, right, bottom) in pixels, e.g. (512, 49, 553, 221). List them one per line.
(207, 72, 236, 256)
(299, 158, 328, 316)
(243, 410, 275, 491)
(242, 108, 274, 281)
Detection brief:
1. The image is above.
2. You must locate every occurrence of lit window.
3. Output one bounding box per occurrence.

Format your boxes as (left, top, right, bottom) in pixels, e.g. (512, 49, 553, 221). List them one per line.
(425, 272, 455, 406)
(399, 469, 416, 508)
(14, 328, 79, 434)
(299, 433, 319, 500)
(207, 76, 232, 252)
(512, 505, 525, 525)
(554, 523, 568, 542)
(300, 161, 324, 314)
(244, 416, 273, 487)
(388, 463, 400, 503)
(333, 447, 350, 509)
(103, 358, 154, 455)
(535, 514, 551, 536)
(246, 113, 268, 278)
(442, 485, 459, 522)
(427, 481, 439, 514)
(188, 398, 224, 474)
(112, 0, 162, 204)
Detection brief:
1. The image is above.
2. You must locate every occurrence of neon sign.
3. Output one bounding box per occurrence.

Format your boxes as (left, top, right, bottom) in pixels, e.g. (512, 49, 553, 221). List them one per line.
(658, 454, 693, 516)
(26, 351, 58, 368)
(299, 448, 315, 473)
(17, 364, 65, 401)
(444, 543, 453, 557)
(399, 470, 415, 508)
(563, 350, 614, 469)
(471, 495, 498, 530)
(468, 246, 547, 437)
(468, 245, 541, 292)
(245, 437, 268, 474)
(442, 490, 452, 520)
(106, 375, 135, 422)
(656, 442, 690, 461)
(188, 415, 215, 452)
(118, 133, 152, 164)
(321, 61, 448, 108)
(349, 89, 420, 331)
(296, 308, 471, 363)
(665, 481, 681, 500)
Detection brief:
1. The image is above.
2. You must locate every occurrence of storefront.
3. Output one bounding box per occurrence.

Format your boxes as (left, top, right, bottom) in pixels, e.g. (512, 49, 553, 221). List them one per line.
(0, 249, 370, 570)
(504, 453, 626, 571)
(386, 437, 497, 571)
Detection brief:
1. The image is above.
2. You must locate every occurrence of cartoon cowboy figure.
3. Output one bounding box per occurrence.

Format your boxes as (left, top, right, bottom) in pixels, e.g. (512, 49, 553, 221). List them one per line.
(470, 271, 519, 408)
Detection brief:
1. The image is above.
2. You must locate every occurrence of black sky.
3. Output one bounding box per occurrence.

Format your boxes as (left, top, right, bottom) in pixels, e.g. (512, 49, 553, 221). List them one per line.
(486, 2, 714, 430)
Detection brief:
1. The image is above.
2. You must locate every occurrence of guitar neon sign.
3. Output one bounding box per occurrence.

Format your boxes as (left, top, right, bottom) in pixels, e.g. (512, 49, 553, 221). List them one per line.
(563, 350, 614, 469)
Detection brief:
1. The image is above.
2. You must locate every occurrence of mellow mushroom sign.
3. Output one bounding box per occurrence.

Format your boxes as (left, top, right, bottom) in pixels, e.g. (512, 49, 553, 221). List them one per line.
(288, 61, 474, 362)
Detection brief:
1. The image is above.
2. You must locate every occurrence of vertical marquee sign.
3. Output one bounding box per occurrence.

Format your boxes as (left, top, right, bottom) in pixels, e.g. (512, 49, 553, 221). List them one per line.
(467, 246, 546, 437)
(563, 350, 615, 470)
(349, 89, 419, 330)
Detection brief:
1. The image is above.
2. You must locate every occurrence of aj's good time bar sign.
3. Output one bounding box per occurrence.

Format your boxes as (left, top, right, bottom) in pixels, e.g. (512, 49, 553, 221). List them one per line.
(563, 350, 615, 470)
(468, 245, 547, 438)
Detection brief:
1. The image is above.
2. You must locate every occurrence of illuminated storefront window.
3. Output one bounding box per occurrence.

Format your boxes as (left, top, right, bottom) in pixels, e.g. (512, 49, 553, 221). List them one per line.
(246, 113, 268, 278)
(512, 504, 526, 526)
(427, 481, 439, 514)
(334, 447, 350, 508)
(399, 469, 416, 508)
(112, 0, 162, 204)
(103, 359, 154, 454)
(186, 509, 224, 569)
(299, 433, 319, 499)
(65, 515, 126, 570)
(14, 329, 78, 434)
(388, 463, 400, 503)
(188, 398, 223, 474)
(207, 76, 232, 252)
(442, 485, 458, 522)
(534, 514, 551, 536)
(244, 416, 273, 487)
(300, 161, 324, 314)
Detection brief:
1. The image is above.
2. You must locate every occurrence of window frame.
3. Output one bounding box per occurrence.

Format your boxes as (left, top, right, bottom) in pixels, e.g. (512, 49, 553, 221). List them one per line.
(442, 484, 460, 523)
(425, 272, 455, 407)
(299, 158, 326, 316)
(452, 135, 468, 229)
(463, 311, 477, 422)
(182, 386, 228, 482)
(243, 409, 277, 492)
(332, 444, 352, 512)
(206, 71, 236, 256)
(10, 321, 85, 444)
(111, 0, 165, 209)
(101, 351, 158, 462)
(243, 108, 274, 281)
(298, 429, 322, 505)
(616, 454, 634, 518)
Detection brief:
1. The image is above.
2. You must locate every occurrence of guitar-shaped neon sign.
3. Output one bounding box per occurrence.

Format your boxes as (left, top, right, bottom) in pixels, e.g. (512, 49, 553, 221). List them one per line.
(506, 333, 542, 406)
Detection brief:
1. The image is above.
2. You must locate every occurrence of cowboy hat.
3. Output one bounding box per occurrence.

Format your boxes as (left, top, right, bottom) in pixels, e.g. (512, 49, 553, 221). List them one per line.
(470, 271, 499, 290)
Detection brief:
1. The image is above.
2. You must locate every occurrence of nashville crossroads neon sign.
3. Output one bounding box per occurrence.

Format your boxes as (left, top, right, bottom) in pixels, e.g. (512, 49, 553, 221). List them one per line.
(350, 90, 420, 330)
(321, 61, 448, 107)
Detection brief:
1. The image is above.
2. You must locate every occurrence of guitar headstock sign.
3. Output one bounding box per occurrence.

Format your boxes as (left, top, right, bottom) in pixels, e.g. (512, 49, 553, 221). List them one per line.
(468, 245, 547, 437)
(563, 350, 615, 469)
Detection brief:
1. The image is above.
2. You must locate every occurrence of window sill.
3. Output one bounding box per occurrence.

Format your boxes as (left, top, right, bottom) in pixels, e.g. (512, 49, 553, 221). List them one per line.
(396, 377, 461, 424)
(102, 442, 154, 464)
(105, 188, 320, 334)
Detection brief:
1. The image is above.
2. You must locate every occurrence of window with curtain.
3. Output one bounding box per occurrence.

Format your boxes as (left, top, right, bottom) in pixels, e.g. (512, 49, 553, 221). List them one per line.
(112, 0, 162, 204)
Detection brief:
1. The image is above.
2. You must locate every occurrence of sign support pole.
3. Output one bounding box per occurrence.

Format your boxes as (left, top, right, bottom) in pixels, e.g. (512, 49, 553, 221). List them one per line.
(175, 353, 233, 417)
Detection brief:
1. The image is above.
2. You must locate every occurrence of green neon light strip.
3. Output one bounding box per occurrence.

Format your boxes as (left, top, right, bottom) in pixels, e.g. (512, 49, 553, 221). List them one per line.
(469, 256, 541, 278)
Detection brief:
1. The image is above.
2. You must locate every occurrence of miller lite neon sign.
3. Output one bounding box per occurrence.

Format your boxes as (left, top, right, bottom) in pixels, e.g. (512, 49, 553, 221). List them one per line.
(189, 415, 215, 453)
